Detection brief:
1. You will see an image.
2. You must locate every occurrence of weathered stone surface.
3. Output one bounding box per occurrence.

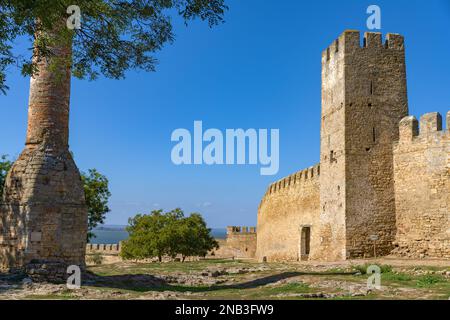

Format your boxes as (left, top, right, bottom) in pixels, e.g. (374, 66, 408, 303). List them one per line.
(210, 226, 257, 259)
(256, 166, 320, 262)
(256, 30, 449, 262)
(392, 112, 450, 258)
(0, 146, 87, 271)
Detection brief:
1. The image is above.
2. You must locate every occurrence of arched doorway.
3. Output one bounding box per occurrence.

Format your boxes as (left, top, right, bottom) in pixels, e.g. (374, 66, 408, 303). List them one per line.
(300, 226, 311, 261)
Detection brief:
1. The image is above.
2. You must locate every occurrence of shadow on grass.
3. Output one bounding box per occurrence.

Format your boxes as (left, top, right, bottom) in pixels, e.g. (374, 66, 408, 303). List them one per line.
(85, 270, 356, 294)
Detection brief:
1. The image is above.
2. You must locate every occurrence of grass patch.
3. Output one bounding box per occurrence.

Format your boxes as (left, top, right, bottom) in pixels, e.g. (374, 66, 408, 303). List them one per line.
(353, 264, 392, 274)
(382, 272, 412, 282)
(416, 274, 445, 288)
(89, 258, 251, 276)
(265, 282, 311, 294)
(79, 259, 450, 300)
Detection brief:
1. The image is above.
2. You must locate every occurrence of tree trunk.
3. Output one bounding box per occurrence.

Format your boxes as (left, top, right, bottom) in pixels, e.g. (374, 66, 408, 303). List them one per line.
(0, 19, 88, 277)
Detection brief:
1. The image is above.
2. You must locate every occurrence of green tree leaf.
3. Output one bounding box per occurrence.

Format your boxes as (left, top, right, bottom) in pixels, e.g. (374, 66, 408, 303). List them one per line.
(0, 0, 228, 93)
(120, 208, 218, 262)
(81, 168, 112, 241)
(0, 155, 12, 199)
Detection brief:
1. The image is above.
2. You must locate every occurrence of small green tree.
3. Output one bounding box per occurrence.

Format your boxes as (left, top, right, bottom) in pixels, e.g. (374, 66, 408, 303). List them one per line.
(82, 169, 112, 241)
(120, 208, 218, 262)
(176, 213, 218, 262)
(120, 209, 174, 262)
(0, 155, 13, 199)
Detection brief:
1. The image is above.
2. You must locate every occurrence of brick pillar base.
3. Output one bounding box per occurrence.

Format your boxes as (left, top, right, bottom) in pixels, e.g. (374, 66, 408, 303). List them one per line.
(0, 145, 88, 274)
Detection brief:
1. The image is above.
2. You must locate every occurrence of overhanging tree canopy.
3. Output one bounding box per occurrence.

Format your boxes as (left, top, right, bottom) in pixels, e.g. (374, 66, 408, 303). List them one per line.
(0, 0, 227, 93)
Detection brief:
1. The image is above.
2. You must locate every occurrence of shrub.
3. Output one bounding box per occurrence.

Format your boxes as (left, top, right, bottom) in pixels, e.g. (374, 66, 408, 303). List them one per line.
(87, 253, 104, 265)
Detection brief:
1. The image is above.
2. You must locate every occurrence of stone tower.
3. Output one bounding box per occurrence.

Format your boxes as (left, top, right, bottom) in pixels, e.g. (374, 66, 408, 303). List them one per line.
(317, 31, 408, 260)
(0, 26, 88, 277)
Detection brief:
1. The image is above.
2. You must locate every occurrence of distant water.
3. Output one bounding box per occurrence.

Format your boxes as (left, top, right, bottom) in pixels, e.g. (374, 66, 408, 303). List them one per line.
(90, 227, 129, 244)
(89, 225, 227, 244)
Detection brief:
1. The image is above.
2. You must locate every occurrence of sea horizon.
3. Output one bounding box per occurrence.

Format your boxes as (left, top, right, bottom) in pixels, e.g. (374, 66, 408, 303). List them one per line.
(90, 225, 227, 244)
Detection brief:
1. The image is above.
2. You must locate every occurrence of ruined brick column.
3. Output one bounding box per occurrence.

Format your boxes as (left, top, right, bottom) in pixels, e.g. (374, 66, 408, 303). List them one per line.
(0, 22, 88, 281)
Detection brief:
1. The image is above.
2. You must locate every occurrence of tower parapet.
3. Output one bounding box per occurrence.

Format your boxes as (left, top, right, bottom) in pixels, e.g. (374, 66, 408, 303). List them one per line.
(227, 226, 256, 235)
(322, 30, 404, 65)
(263, 164, 320, 197)
(393, 111, 450, 258)
(398, 111, 449, 143)
(257, 30, 449, 262)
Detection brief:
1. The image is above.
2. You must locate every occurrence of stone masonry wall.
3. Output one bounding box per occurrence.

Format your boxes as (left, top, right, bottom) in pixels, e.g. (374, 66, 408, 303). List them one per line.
(211, 226, 257, 259)
(256, 30, 448, 262)
(257, 165, 320, 262)
(318, 31, 408, 260)
(0, 147, 87, 271)
(318, 31, 348, 261)
(342, 31, 408, 259)
(393, 112, 450, 258)
(86, 243, 121, 255)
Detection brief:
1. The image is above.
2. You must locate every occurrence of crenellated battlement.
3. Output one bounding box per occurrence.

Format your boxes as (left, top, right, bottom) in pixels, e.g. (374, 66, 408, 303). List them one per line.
(226, 226, 256, 234)
(397, 111, 450, 143)
(263, 164, 320, 198)
(258, 30, 450, 262)
(86, 243, 121, 254)
(322, 30, 404, 65)
(393, 111, 450, 259)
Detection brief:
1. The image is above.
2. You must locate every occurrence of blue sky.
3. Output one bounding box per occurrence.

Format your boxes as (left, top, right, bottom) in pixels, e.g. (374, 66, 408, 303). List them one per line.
(1, 0, 449, 228)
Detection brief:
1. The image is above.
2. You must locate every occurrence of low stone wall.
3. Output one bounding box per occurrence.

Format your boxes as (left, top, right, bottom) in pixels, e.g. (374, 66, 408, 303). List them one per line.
(210, 227, 257, 259)
(86, 243, 121, 255)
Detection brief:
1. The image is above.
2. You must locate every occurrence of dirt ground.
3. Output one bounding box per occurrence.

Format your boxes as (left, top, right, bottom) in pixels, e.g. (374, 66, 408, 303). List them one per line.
(0, 257, 449, 300)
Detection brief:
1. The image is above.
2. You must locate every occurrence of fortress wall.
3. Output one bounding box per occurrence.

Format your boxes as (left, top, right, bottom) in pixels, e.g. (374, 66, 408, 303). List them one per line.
(210, 227, 257, 259)
(256, 165, 320, 262)
(210, 239, 227, 257)
(342, 32, 408, 259)
(86, 243, 121, 255)
(318, 32, 348, 261)
(393, 112, 450, 258)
